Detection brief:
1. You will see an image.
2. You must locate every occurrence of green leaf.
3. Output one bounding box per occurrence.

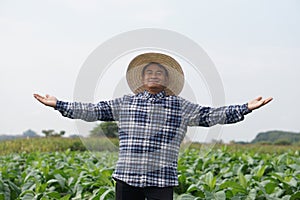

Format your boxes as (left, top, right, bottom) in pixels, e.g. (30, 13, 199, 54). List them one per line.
(220, 181, 246, 194)
(270, 187, 285, 198)
(178, 174, 186, 185)
(100, 188, 114, 200)
(46, 191, 61, 199)
(223, 172, 233, 178)
(225, 190, 233, 199)
(289, 164, 300, 171)
(214, 191, 226, 200)
(290, 192, 300, 200)
(281, 195, 291, 200)
(0, 180, 10, 200)
(256, 165, 267, 178)
(238, 172, 247, 189)
(21, 181, 35, 191)
(7, 180, 21, 199)
(47, 179, 58, 184)
(245, 189, 256, 200)
(21, 193, 35, 200)
(264, 182, 276, 194)
(204, 191, 226, 200)
(203, 172, 216, 190)
(176, 194, 199, 200)
(60, 194, 71, 200)
(284, 177, 297, 187)
(54, 174, 66, 189)
(19, 190, 35, 200)
(270, 172, 284, 182)
(186, 184, 204, 198)
(186, 184, 198, 193)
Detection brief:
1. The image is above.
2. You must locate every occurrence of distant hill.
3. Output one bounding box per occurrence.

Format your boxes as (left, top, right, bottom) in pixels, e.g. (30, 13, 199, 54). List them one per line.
(251, 130, 300, 145)
(0, 129, 40, 141)
(0, 135, 20, 141)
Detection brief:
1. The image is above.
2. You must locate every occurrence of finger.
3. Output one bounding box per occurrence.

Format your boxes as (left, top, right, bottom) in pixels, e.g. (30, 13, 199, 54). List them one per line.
(34, 94, 47, 104)
(36, 96, 44, 102)
(33, 94, 43, 100)
(256, 96, 262, 101)
(263, 97, 273, 104)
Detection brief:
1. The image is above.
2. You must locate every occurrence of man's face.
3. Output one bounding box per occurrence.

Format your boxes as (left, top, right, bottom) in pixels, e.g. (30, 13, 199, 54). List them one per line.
(142, 63, 169, 93)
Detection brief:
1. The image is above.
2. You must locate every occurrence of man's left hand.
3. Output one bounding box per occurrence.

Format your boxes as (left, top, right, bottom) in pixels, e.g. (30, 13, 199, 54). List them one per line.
(248, 96, 273, 111)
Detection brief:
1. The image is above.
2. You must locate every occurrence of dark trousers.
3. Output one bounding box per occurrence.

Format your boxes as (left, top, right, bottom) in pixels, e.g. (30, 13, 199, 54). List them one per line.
(115, 179, 173, 200)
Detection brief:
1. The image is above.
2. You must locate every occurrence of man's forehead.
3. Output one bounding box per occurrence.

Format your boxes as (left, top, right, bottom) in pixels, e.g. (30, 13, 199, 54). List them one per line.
(145, 68, 164, 71)
(145, 64, 166, 70)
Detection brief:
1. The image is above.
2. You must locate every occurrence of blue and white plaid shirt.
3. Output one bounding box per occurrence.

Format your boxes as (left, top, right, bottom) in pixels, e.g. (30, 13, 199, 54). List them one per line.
(55, 90, 251, 187)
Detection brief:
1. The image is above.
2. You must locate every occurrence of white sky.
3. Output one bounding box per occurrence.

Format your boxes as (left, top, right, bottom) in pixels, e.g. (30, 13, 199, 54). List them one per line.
(0, 0, 299, 143)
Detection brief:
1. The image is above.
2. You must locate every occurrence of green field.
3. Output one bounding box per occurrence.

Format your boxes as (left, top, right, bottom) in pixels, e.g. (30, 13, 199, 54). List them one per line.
(1, 138, 300, 199)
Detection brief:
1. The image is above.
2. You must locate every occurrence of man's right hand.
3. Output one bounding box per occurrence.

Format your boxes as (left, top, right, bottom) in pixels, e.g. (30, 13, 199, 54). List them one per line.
(33, 94, 57, 108)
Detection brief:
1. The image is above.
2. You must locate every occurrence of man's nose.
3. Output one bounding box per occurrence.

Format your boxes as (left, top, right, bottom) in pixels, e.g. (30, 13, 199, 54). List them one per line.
(150, 73, 158, 78)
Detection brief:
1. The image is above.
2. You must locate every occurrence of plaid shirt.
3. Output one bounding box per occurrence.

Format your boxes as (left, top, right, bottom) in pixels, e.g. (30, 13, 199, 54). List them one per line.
(55, 90, 251, 187)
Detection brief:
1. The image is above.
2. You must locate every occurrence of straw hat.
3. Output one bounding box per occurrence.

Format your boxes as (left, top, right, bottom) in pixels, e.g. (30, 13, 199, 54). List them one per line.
(126, 52, 184, 96)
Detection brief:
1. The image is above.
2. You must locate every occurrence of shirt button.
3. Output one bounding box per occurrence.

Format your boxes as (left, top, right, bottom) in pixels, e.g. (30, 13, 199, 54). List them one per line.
(141, 175, 146, 186)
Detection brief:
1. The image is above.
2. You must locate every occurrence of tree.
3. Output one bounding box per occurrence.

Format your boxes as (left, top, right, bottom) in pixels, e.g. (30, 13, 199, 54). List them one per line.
(23, 129, 39, 137)
(274, 139, 292, 146)
(55, 130, 65, 137)
(42, 129, 65, 137)
(90, 122, 118, 138)
(42, 129, 54, 137)
(251, 130, 300, 145)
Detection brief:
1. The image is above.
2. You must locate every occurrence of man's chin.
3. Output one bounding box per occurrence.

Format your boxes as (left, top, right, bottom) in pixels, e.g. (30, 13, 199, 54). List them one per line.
(144, 84, 165, 91)
(147, 84, 164, 88)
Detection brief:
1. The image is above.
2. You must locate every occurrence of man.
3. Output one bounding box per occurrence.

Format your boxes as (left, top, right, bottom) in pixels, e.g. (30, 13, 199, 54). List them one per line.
(34, 52, 272, 200)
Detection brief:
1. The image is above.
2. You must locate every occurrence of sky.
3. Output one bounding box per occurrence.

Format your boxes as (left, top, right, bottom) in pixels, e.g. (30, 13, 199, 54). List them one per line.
(0, 0, 299, 143)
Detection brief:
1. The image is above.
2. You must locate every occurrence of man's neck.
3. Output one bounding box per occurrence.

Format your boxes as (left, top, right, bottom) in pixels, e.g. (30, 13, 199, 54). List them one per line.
(146, 88, 164, 94)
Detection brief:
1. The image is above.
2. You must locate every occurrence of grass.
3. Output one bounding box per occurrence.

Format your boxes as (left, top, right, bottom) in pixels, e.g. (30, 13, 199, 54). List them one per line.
(0, 137, 119, 156)
(1, 137, 300, 156)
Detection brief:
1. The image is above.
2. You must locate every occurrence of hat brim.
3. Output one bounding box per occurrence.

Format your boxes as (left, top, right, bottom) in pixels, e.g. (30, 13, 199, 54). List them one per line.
(126, 52, 184, 96)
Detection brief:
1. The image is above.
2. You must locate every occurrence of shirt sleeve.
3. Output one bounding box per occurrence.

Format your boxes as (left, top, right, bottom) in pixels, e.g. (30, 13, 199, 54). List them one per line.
(181, 98, 252, 127)
(55, 97, 123, 122)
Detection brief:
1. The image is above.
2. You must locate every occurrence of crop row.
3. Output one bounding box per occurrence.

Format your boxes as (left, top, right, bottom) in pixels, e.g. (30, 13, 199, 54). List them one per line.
(1, 146, 300, 199)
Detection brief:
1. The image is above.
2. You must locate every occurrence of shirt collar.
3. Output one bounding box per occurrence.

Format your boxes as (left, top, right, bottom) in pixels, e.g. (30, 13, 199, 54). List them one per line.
(140, 90, 166, 100)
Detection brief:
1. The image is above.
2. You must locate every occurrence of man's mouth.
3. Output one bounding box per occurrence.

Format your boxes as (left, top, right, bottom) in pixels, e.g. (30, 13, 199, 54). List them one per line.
(148, 79, 159, 82)
(148, 81, 160, 84)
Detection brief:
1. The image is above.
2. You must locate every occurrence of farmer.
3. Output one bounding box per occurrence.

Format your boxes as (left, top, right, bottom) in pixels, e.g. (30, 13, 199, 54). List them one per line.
(34, 52, 272, 200)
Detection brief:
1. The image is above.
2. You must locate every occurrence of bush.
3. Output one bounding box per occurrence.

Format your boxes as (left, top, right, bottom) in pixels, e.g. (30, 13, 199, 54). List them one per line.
(70, 141, 86, 151)
(274, 139, 292, 146)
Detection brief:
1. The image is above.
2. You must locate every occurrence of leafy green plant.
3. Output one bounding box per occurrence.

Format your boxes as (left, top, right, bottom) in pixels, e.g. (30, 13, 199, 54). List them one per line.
(1, 143, 300, 199)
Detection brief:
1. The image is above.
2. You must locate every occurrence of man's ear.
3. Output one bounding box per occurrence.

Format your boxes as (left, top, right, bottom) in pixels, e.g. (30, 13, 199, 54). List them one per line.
(164, 76, 169, 86)
(142, 75, 145, 84)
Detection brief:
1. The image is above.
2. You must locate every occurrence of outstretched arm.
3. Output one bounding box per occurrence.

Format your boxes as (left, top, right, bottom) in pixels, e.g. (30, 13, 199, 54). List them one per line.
(247, 96, 273, 111)
(33, 93, 120, 122)
(182, 96, 273, 127)
(33, 94, 57, 108)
